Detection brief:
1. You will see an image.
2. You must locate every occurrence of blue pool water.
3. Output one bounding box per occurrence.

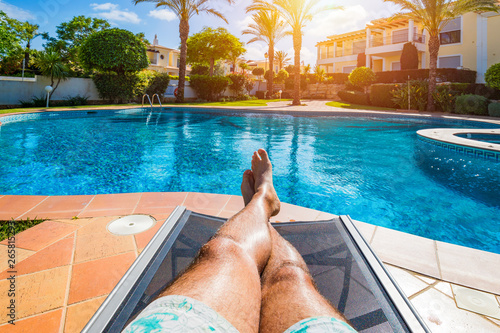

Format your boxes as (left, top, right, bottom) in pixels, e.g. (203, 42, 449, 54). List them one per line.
(1, 109, 499, 253)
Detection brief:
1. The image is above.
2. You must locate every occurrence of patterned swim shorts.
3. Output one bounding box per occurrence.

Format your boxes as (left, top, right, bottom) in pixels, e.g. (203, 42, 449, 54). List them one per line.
(123, 295, 357, 332)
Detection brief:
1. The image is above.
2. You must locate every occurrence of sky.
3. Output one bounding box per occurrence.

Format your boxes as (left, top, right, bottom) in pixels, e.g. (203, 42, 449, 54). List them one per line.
(1, 0, 401, 66)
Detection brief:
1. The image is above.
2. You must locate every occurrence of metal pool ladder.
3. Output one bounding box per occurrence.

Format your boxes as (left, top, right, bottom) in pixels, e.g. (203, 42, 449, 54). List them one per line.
(141, 94, 164, 109)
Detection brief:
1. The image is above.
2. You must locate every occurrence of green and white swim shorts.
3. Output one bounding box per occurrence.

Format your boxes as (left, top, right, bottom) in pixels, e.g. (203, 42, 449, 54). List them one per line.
(123, 295, 357, 333)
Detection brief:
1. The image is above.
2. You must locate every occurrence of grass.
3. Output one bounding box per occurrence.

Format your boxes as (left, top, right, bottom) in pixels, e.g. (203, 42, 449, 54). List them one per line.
(326, 101, 396, 111)
(0, 218, 47, 241)
(0, 99, 289, 114)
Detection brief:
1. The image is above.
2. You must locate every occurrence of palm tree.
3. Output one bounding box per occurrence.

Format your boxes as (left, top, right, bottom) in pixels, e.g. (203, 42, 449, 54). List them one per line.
(314, 65, 325, 83)
(242, 10, 288, 99)
(383, 0, 498, 111)
(248, 0, 341, 105)
(35, 48, 68, 98)
(302, 63, 311, 75)
(134, 0, 234, 103)
(275, 50, 291, 70)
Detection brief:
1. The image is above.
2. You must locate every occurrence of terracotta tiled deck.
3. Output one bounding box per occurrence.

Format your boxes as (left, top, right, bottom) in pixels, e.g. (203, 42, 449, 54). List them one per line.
(0, 192, 499, 332)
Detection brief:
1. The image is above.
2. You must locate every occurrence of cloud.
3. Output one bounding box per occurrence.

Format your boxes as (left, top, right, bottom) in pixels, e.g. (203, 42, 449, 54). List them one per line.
(91, 3, 141, 24)
(149, 9, 177, 22)
(305, 5, 370, 38)
(0, 0, 35, 21)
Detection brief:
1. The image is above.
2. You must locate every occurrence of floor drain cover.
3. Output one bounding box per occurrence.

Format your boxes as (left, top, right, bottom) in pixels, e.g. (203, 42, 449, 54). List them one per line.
(452, 285, 500, 319)
(107, 215, 156, 236)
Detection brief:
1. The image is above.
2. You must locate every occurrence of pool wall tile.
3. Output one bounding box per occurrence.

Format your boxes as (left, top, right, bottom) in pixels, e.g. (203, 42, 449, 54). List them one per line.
(418, 136, 500, 162)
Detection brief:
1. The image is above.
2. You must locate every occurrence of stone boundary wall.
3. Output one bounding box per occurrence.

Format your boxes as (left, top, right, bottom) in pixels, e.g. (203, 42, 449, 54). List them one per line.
(302, 83, 344, 100)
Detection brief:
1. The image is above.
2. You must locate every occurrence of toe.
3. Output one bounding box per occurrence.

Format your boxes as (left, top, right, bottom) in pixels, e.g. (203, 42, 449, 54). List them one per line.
(257, 149, 268, 161)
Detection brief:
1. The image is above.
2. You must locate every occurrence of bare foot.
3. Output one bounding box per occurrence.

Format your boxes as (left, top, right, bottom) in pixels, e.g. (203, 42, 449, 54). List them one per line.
(241, 169, 255, 206)
(251, 149, 280, 217)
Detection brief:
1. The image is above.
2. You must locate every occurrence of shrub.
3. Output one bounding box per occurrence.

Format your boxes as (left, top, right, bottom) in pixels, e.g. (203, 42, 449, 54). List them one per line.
(376, 69, 476, 84)
(349, 67, 376, 93)
(325, 73, 349, 84)
(370, 84, 398, 108)
(65, 95, 89, 106)
(256, 91, 267, 99)
(276, 69, 289, 83)
(190, 64, 210, 75)
(391, 80, 428, 111)
(400, 42, 419, 70)
(485, 63, 500, 90)
(338, 90, 370, 105)
(455, 94, 489, 115)
(189, 75, 230, 101)
(488, 102, 500, 117)
(432, 83, 468, 112)
(93, 73, 142, 103)
(284, 75, 308, 91)
(264, 69, 275, 82)
(145, 72, 170, 96)
(227, 73, 253, 96)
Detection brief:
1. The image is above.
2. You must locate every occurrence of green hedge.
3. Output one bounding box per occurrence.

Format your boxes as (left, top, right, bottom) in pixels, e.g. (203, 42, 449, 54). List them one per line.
(325, 73, 349, 84)
(488, 102, 500, 117)
(375, 69, 476, 84)
(338, 90, 370, 105)
(454, 94, 489, 115)
(93, 73, 142, 103)
(189, 75, 230, 101)
(370, 84, 398, 108)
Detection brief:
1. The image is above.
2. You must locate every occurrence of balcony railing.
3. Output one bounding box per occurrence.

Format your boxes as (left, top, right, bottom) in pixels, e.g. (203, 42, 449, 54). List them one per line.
(369, 33, 425, 48)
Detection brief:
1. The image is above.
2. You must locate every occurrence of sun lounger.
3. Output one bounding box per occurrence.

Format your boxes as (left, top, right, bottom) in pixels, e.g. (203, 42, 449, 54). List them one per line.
(83, 206, 430, 332)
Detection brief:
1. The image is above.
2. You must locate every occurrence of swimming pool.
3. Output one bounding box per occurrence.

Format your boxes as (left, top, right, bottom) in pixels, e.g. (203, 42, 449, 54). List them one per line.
(1, 108, 499, 254)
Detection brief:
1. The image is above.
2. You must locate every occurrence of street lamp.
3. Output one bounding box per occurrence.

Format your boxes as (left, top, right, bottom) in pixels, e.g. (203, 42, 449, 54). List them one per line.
(45, 86, 53, 108)
(264, 52, 268, 71)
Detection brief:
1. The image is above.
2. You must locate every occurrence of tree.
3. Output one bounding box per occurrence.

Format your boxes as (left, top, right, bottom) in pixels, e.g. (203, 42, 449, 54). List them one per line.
(349, 66, 376, 93)
(239, 62, 250, 75)
(43, 16, 110, 73)
(302, 64, 311, 75)
(314, 65, 325, 83)
(243, 10, 288, 99)
(252, 67, 265, 78)
(248, 0, 342, 105)
(17, 21, 41, 65)
(134, 0, 234, 103)
(383, 0, 499, 111)
(357, 52, 366, 67)
(79, 28, 149, 74)
(485, 63, 500, 90)
(35, 48, 69, 98)
(0, 11, 20, 59)
(276, 68, 289, 83)
(275, 50, 291, 69)
(400, 42, 418, 70)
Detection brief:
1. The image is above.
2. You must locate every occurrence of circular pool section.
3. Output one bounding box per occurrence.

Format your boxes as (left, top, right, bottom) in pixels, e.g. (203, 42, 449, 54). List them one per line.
(1, 108, 499, 254)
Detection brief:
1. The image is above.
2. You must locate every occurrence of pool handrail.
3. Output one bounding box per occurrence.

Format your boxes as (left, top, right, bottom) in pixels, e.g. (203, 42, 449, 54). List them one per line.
(142, 94, 153, 108)
(152, 94, 163, 109)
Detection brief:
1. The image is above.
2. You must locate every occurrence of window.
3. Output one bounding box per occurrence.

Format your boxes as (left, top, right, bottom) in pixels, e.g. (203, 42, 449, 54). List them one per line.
(343, 66, 356, 74)
(391, 62, 401, 71)
(438, 55, 461, 68)
(440, 17, 461, 45)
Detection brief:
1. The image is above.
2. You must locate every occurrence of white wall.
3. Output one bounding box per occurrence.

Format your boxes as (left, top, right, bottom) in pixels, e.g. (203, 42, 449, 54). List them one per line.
(0, 76, 100, 105)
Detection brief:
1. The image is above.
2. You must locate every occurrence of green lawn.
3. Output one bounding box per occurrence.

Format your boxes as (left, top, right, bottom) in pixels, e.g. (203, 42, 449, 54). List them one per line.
(326, 101, 396, 111)
(0, 99, 289, 114)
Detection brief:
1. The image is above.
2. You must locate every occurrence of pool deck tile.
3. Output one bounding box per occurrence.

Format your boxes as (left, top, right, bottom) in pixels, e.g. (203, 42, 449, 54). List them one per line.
(437, 241, 500, 295)
(0, 266, 69, 324)
(134, 216, 170, 251)
(68, 252, 136, 305)
(134, 192, 187, 213)
(352, 220, 377, 242)
(63, 296, 107, 333)
(385, 265, 432, 298)
(223, 195, 245, 212)
(74, 217, 135, 263)
(0, 244, 34, 272)
(0, 309, 63, 333)
(183, 192, 231, 212)
(16, 195, 93, 220)
(0, 220, 78, 252)
(78, 193, 142, 218)
(0, 195, 48, 220)
(0, 236, 74, 279)
(271, 202, 323, 223)
(370, 226, 441, 279)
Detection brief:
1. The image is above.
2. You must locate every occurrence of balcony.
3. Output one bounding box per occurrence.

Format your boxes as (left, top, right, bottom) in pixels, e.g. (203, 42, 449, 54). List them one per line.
(369, 33, 426, 47)
(366, 33, 426, 57)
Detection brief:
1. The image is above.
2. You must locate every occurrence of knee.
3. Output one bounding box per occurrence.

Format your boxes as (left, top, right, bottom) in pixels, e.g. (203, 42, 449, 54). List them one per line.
(198, 235, 246, 262)
(265, 263, 312, 286)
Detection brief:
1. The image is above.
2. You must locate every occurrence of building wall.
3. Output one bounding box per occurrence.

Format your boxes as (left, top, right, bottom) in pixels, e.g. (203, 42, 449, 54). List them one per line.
(487, 14, 500, 68)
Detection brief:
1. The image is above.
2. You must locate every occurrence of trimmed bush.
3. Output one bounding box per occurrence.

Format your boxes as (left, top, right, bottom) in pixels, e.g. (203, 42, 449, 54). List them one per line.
(488, 102, 500, 117)
(93, 73, 143, 103)
(349, 67, 376, 93)
(145, 72, 170, 96)
(454, 94, 489, 115)
(189, 75, 230, 101)
(338, 90, 370, 105)
(376, 69, 476, 84)
(485, 63, 500, 90)
(370, 84, 398, 108)
(227, 73, 253, 96)
(400, 42, 419, 70)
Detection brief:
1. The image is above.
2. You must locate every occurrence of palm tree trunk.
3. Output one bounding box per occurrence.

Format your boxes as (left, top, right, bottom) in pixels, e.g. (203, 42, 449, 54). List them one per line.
(268, 43, 274, 99)
(177, 18, 189, 103)
(427, 34, 440, 112)
(292, 30, 302, 106)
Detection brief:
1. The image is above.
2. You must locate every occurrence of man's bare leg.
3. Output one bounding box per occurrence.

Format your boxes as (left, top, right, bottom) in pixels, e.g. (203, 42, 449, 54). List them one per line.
(157, 149, 280, 333)
(260, 226, 351, 333)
